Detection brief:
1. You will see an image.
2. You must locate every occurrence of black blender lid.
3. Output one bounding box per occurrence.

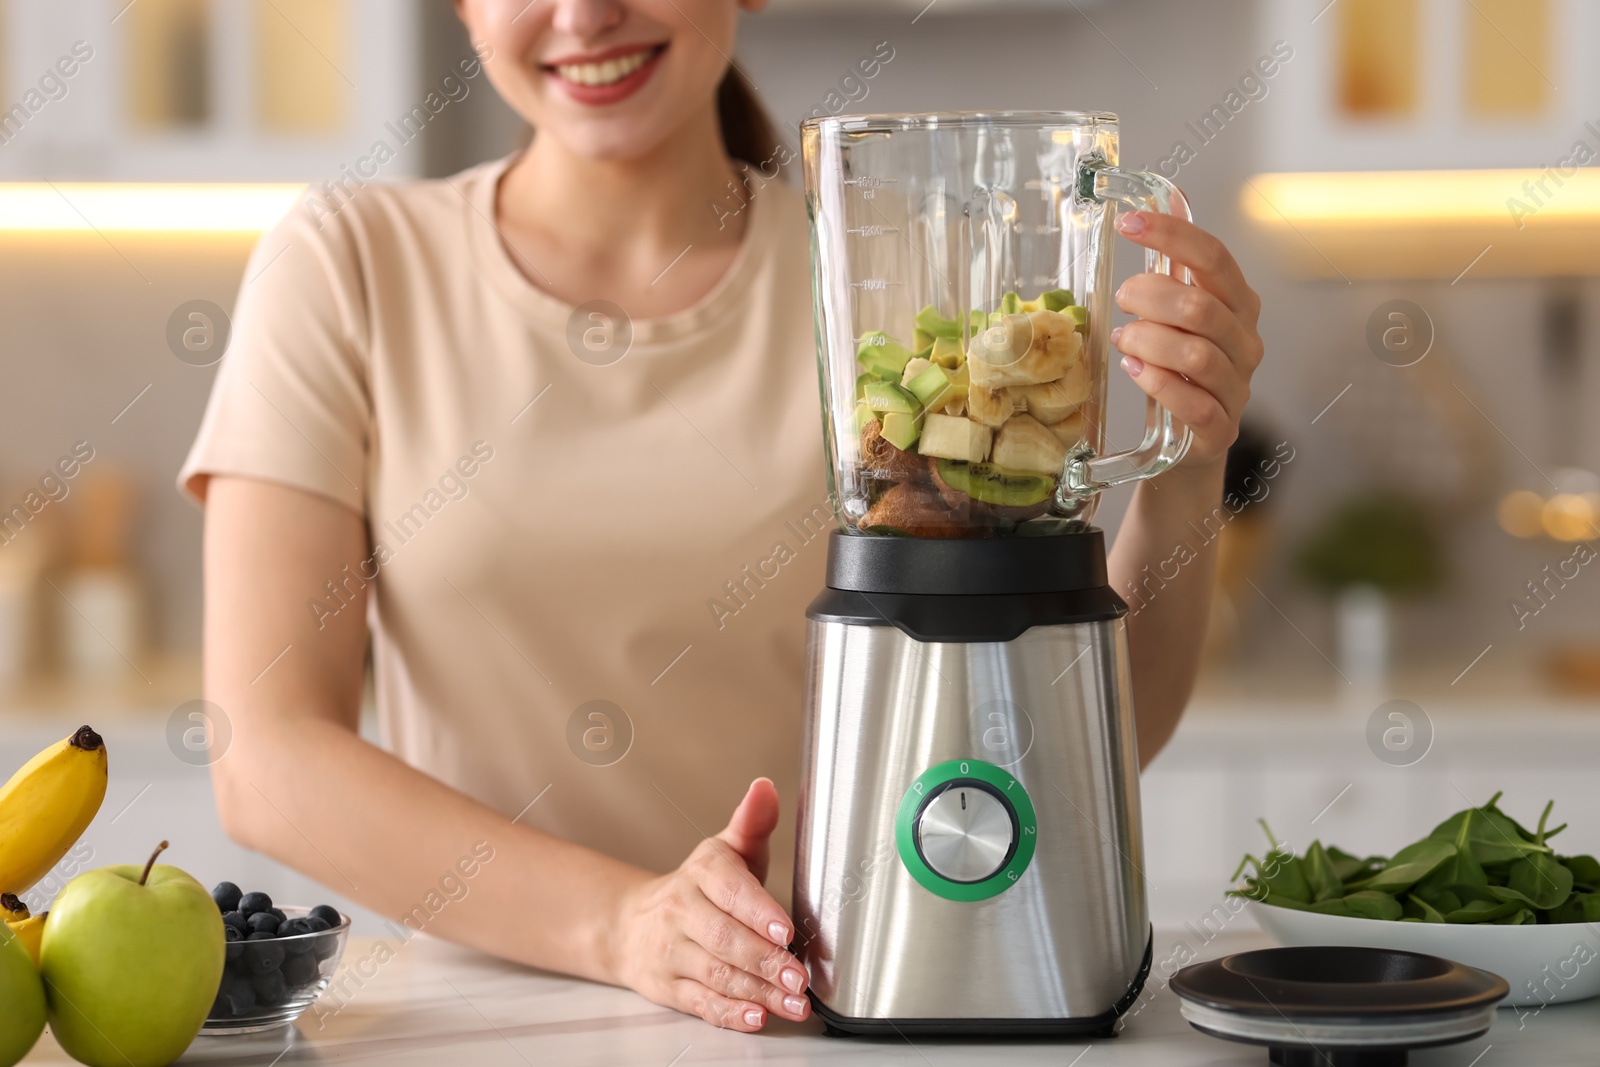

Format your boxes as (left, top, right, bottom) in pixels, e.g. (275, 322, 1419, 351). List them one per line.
(1171, 946, 1507, 1067)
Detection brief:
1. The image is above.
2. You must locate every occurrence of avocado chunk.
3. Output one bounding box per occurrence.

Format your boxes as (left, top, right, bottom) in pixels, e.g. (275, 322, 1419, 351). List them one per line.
(1040, 288, 1075, 312)
(914, 306, 959, 339)
(880, 411, 923, 451)
(934, 459, 1055, 507)
(903, 364, 952, 411)
(918, 414, 992, 463)
(855, 372, 874, 401)
(998, 291, 1022, 316)
(1065, 305, 1089, 333)
(913, 328, 935, 351)
(857, 333, 914, 380)
(928, 336, 964, 369)
(853, 401, 879, 434)
(862, 380, 918, 414)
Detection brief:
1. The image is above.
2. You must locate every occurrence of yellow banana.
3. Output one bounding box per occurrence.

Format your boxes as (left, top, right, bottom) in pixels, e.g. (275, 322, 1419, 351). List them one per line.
(0, 726, 107, 895)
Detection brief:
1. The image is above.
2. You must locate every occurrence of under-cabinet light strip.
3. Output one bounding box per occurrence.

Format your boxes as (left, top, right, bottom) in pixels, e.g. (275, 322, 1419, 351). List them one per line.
(0, 183, 306, 233)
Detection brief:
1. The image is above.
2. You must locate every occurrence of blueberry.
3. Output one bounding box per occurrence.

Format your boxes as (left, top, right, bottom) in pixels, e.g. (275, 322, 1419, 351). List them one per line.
(210, 988, 231, 1018)
(312, 931, 341, 962)
(251, 968, 288, 1006)
(277, 917, 312, 949)
(223, 923, 243, 962)
(247, 911, 280, 936)
(244, 933, 285, 974)
(281, 951, 318, 988)
(309, 905, 341, 928)
(238, 891, 273, 917)
(211, 881, 242, 913)
(221, 911, 248, 934)
(302, 916, 331, 934)
(267, 907, 287, 925)
(218, 971, 256, 1016)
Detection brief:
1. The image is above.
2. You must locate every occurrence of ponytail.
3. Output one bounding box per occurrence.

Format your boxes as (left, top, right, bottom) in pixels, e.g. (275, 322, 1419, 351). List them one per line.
(716, 66, 785, 172)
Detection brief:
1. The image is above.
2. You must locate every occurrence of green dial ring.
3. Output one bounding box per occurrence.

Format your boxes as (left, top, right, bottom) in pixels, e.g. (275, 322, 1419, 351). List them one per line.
(895, 758, 1037, 902)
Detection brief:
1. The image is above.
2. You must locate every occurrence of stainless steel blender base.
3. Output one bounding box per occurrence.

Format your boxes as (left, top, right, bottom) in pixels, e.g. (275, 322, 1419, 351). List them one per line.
(793, 613, 1151, 1032)
(809, 934, 1153, 1038)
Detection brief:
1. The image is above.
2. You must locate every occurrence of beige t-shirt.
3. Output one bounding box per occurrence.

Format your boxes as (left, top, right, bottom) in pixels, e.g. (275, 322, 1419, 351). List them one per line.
(181, 157, 829, 898)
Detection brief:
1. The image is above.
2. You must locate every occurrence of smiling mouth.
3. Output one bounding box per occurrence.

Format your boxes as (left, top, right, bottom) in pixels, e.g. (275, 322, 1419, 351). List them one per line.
(545, 45, 666, 89)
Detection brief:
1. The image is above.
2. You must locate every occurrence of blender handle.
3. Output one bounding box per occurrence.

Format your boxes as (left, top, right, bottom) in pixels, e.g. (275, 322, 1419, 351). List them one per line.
(1063, 159, 1195, 498)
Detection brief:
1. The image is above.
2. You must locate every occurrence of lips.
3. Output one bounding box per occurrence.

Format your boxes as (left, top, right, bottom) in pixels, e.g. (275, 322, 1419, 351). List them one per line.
(542, 43, 666, 106)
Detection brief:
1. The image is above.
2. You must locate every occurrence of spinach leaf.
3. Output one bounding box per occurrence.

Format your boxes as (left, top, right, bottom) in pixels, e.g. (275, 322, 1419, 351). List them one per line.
(1428, 796, 1552, 865)
(1341, 890, 1404, 921)
(1506, 852, 1574, 910)
(1547, 891, 1600, 924)
(1403, 893, 1446, 923)
(1443, 898, 1527, 924)
(1231, 821, 1312, 904)
(1302, 841, 1343, 903)
(1326, 846, 1384, 884)
(1561, 855, 1600, 890)
(1413, 811, 1489, 898)
(1345, 838, 1456, 894)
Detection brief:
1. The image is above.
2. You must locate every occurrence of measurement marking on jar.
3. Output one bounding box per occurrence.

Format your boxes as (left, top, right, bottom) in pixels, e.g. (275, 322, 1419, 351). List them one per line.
(849, 279, 902, 290)
(844, 176, 897, 187)
(847, 225, 902, 237)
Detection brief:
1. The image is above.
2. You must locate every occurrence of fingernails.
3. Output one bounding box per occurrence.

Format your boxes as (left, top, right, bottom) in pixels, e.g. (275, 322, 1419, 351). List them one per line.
(1110, 325, 1124, 346)
(781, 967, 806, 993)
(1116, 211, 1147, 235)
(768, 921, 790, 944)
(1122, 355, 1145, 378)
(744, 1008, 764, 1027)
(784, 994, 808, 1016)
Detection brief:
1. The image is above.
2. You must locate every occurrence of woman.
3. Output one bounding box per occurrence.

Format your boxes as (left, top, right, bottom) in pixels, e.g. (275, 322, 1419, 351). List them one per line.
(182, 0, 1263, 1033)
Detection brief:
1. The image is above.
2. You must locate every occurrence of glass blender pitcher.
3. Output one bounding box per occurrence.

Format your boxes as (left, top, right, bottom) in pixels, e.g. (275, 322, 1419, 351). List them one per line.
(802, 111, 1192, 537)
(792, 112, 1191, 1035)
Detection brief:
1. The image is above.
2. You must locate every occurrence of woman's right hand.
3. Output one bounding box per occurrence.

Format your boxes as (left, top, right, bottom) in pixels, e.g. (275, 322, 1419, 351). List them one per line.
(609, 778, 811, 1030)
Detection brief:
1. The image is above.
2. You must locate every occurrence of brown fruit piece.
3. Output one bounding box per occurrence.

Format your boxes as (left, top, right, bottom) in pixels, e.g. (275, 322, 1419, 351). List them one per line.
(861, 419, 930, 480)
(860, 483, 982, 539)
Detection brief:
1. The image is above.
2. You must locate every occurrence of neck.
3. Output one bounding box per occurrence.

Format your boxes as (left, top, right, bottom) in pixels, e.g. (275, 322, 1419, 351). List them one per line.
(501, 107, 745, 253)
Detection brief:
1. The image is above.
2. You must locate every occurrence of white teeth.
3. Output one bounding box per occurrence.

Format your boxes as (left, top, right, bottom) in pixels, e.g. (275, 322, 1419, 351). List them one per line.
(555, 49, 653, 88)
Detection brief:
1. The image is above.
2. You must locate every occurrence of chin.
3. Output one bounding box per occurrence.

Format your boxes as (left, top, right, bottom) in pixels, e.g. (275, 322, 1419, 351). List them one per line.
(554, 117, 675, 163)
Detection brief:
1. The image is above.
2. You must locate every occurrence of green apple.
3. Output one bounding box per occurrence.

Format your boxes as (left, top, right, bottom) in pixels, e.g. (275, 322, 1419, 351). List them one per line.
(0, 925, 44, 1066)
(40, 842, 224, 1067)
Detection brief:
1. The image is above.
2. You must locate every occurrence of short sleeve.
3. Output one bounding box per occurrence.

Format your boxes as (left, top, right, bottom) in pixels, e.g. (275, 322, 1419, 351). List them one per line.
(178, 195, 372, 514)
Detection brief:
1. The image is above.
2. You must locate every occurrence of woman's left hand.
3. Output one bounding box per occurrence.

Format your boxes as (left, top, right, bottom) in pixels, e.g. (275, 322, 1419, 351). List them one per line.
(1109, 211, 1264, 466)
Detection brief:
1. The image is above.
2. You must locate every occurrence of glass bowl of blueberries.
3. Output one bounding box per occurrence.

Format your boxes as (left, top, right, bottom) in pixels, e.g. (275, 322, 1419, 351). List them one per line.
(203, 882, 350, 1034)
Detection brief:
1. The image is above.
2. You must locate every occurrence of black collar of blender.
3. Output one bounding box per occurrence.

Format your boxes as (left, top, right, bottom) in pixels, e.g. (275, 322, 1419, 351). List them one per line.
(823, 529, 1111, 597)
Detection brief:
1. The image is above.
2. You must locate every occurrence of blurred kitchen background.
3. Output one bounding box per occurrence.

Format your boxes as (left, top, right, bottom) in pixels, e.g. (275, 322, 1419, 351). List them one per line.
(0, 0, 1596, 933)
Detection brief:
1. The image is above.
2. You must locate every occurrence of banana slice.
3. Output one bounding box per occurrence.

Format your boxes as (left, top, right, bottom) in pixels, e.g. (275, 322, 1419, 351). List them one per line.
(967, 384, 1015, 428)
(968, 309, 1083, 388)
(1044, 410, 1086, 448)
(992, 414, 1068, 475)
(1018, 361, 1092, 423)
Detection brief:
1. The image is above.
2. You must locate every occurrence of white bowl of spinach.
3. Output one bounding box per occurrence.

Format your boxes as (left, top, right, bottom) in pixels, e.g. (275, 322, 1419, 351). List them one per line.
(1230, 793, 1600, 1007)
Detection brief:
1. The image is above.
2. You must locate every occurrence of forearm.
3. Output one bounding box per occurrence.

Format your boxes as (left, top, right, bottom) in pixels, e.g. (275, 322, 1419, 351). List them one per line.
(201, 476, 648, 986)
(211, 716, 646, 985)
(1106, 457, 1226, 765)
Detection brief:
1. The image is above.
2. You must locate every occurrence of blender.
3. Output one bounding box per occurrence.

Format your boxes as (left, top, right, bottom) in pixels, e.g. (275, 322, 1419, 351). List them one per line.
(792, 111, 1192, 1035)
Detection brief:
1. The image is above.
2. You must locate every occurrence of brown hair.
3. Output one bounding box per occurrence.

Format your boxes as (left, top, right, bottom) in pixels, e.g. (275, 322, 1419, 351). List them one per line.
(716, 66, 785, 170)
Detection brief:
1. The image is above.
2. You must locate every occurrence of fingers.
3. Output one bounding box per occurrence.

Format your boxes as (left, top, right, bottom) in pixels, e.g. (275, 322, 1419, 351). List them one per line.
(677, 942, 810, 1024)
(1115, 211, 1260, 325)
(1119, 354, 1237, 456)
(1116, 273, 1262, 374)
(717, 777, 780, 884)
(1112, 320, 1250, 420)
(682, 887, 808, 997)
(670, 977, 769, 1032)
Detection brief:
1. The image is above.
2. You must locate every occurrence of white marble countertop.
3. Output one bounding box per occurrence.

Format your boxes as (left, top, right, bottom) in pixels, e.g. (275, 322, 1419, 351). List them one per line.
(21, 928, 1599, 1066)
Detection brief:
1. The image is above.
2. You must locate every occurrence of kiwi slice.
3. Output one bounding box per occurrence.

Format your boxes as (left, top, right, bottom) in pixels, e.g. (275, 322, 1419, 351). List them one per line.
(935, 459, 1055, 508)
